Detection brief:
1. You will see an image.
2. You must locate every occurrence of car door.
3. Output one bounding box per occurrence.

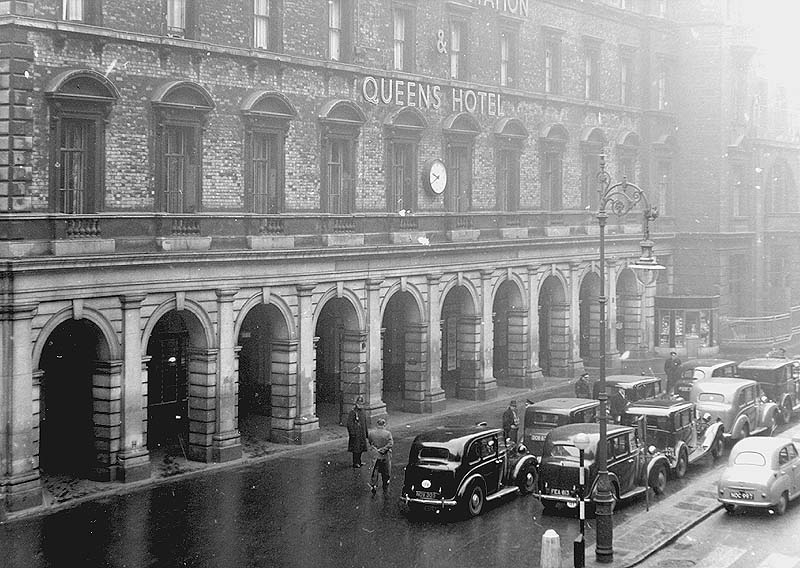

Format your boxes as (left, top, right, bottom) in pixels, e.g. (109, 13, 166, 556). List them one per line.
(786, 443, 800, 499)
(738, 385, 757, 431)
(478, 434, 503, 494)
(608, 432, 636, 494)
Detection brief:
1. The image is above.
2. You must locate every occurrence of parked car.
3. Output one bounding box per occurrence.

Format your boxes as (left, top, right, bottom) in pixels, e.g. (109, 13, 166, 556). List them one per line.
(673, 358, 738, 401)
(537, 422, 671, 513)
(522, 398, 600, 457)
(717, 436, 800, 515)
(400, 425, 538, 518)
(691, 377, 780, 441)
(622, 398, 725, 478)
(595, 374, 665, 404)
(737, 357, 800, 424)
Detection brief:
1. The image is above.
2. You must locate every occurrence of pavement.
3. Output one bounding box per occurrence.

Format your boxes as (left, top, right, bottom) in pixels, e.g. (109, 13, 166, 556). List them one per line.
(5, 374, 726, 568)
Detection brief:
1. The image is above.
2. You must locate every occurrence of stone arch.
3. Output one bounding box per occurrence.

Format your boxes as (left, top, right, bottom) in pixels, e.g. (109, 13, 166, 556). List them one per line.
(615, 267, 641, 355)
(538, 272, 570, 376)
(442, 111, 481, 134)
(492, 274, 528, 387)
(240, 90, 298, 120)
(33, 306, 120, 367)
(36, 313, 117, 480)
(384, 105, 428, 130)
(581, 126, 607, 146)
(617, 130, 641, 148)
(312, 286, 366, 331)
(318, 98, 367, 124)
(439, 275, 482, 399)
(381, 284, 426, 413)
(45, 68, 121, 101)
(151, 80, 215, 110)
(540, 122, 570, 143)
(494, 117, 529, 140)
(141, 297, 215, 351)
(491, 271, 529, 311)
(437, 274, 480, 320)
(234, 292, 295, 341)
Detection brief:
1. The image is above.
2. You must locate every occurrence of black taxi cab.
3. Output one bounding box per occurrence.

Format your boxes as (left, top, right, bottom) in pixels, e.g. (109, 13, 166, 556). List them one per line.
(537, 423, 670, 513)
(622, 398, 725, 478)
(595, 374, 665, 404)
(522, 398, 600, 457)
(400, 425, 538, 518)
(737, 357, 800, 424)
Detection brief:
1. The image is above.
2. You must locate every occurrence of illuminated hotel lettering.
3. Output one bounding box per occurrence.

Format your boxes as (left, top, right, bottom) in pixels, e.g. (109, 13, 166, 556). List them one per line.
(466, 0, 529, 18)
(361, 75, 501, 117)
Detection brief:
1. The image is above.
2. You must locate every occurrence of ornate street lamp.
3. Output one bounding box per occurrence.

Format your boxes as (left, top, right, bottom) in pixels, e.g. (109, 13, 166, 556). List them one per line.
(595, 154, 664, 563)
(573, 431, 590, 568)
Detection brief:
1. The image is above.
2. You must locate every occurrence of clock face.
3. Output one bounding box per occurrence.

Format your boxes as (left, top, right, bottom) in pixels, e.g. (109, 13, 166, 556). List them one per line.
(429, 159, 447, 195)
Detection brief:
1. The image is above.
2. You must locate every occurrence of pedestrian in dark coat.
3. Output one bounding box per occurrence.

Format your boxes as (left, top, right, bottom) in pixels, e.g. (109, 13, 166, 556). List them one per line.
(368, 418, 393, 495)
(663, 351, 682, 394)
(346, 395, 369, 468)
(574, 372, 591, 398)
(502, 400, 520, 443)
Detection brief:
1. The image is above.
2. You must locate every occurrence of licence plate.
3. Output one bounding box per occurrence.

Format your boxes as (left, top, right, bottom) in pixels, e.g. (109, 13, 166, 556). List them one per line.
(730, 490, 754, 500)
(548, 488, 572, 496)
(531, 434, 546, 441)
(416, 491, 438, 499)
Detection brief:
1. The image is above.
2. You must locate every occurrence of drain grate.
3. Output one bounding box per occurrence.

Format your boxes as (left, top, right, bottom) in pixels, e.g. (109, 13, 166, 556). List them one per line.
(656, 560, 697, 568)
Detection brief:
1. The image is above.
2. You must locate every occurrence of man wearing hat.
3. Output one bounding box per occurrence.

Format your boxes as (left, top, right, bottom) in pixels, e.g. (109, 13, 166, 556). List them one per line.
(664, 351, 682, 395)
(574, 371, 591, 398)
(346, 395, 369, 468)
(502, 400, 520, 443)
(368, 417, 393, 495)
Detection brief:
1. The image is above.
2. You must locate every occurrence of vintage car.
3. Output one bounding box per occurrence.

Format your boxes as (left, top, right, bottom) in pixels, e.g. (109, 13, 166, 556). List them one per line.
(594, 374, 665, 404)
(690, 377, 780, 441)
(673, 358, 738, 401)
(717, 436, 800, 515)
(400, 425, 538, 518)
(537, 423, 671, 513)
(737, 357, 800, 424)
(522, 398, 600, 457)
(622, 398, 725, 478)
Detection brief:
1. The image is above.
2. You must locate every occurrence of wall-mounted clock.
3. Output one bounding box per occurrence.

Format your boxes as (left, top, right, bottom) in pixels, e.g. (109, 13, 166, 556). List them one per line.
(422, 158, 447, 195)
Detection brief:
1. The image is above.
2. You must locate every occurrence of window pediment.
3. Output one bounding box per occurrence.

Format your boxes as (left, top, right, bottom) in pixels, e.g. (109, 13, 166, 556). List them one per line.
(45, 69, 120, 106)
(241, 91, 297, 121)
(151, 80, 215, 112)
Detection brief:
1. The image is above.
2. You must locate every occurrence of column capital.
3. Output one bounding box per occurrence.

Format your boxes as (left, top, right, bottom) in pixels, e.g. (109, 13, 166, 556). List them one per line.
(365, 278, 383, 290)
(480, 268, 495, 279)
(0, 302, 38, 320)
(426, 273, 443, 285)
(296, 283, 316, 296)
(215, 288, 238, 301)
(120, 293, 147, 308)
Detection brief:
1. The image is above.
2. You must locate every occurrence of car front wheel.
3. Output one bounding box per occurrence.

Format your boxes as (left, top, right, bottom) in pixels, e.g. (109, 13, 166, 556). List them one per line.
(767, 414, 778, 437)
(463, 483, 485, 518)
(518, 464, 537, 494)
(650, 464, 668, 495)
(711, 436, 724, 460)
(782, 399, 793, 424)
(674, 449, 688, 479)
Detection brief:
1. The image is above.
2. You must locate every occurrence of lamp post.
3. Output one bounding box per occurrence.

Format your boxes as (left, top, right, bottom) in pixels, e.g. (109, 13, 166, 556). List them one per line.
(573, 432, 590, 568)
(595, 154, 664, 563)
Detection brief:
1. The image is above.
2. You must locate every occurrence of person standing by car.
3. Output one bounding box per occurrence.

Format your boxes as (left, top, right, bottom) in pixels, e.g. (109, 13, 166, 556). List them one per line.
(368, 418, 393, 495)
(502, 400, 520, 443)
(664, 351, 682, 394)
(346, 396, 369, 468)
(574, 372, 591, 398)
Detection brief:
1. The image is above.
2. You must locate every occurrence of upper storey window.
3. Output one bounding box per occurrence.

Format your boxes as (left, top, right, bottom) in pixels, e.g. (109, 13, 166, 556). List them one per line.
(499, 26, 518, 87)
(166, 0, 198, 39)
(393, 4, 416, 72)
(329, 0, 353, 62)
(253, 0, 281, 51)
(543, 30, 563, 95)
(449, 17, 469, 80)
(61, 0, 101, 24)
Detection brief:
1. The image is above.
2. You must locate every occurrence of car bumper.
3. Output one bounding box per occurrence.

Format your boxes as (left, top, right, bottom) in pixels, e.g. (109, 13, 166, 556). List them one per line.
(400, 494, 458, 509)
(718, 496, 774, 509)
(537, 493, 577, 504)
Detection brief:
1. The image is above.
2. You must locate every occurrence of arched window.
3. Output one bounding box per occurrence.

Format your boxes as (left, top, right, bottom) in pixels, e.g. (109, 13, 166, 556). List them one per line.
(616, 130, 640, 183)
(384, 107, 426, 212)
(241, 91, 297, 213)
(443, 113, 480, 212)
(653, 133, 676, 216)
(580, 127, 607, 210)
(539, 123, 569, 211)
(46, 70, 119, 213)
(151, 81, 215, 213)
(319, 100, 365, 214)
(494, 118, 528, 212)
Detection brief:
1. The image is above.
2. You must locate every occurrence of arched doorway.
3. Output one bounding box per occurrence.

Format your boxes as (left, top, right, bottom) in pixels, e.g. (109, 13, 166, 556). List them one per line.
(440, 285, 478, 399)
(616, 269, 640, 355)
(538, 276, 568, 376)
(381, 291, 423, 412)
(579, 272, 601, 365)
(237, 303, 290, 441)
(146, 310, 208, 460)
(315, 297, 363, 425)
(39, 319, 109, 477)
(493, 280, 526, 385)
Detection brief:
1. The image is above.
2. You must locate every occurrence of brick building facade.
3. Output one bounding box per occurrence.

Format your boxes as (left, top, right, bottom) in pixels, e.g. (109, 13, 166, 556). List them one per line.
(0, 0, 797, 516)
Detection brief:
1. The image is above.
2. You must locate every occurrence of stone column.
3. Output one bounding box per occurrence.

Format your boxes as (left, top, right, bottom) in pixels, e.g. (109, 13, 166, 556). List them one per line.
(188, 348, 218, 462)
(607, 263, 621, 369)
(92, 360, 123, 482)
(0, 302, 42, 515)
(212, 288, 242, 463)
(457, 315, 497, 400)
(506, 309, 531, 388)
(568, 263, 585, 376)
(364, 278, 386, 417)
(526, 267, 543, 385)
(425, 274, 446, 412)
(269, 338, 298, 444)
(117, 293, 150, 482)
(479, 269, 495, 385)
(402, 322, 429, 412)
(294, 284, 320, 444)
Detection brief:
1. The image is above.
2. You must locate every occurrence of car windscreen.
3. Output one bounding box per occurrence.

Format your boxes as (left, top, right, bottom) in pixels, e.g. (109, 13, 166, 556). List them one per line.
(682, 369, 706, 380)
(417, 446, 459, 462)
(697, 392, 725, 403)
(733, 451, 766, 466)
(543, 442, 594, 461)
(531, 412, 569, 428)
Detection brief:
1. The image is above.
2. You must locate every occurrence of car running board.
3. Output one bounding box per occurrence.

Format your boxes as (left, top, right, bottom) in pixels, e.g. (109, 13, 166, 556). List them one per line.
(617, 486, 648, 501)
(486, 486, 520, 502)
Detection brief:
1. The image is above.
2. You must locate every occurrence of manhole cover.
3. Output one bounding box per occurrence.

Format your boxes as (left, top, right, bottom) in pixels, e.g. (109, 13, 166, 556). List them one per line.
(656, 560, 696, 568)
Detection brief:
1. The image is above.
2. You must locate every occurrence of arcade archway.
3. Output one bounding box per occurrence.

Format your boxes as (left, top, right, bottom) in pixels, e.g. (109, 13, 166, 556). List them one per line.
(616, 269, 641, 355)
(493, 280, 526, 385)
(440, 285, 479, 399)
(579, 272, 601, 365)
(538, 275, 569, 376)
(381, 291, 423, 412)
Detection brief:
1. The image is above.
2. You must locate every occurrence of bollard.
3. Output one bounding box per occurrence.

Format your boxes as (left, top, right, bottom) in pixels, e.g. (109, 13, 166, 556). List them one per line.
(541, 528, 562, 568)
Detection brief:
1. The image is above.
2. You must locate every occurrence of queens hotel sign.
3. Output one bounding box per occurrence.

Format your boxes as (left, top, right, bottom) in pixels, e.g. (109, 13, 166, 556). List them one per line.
(361, 76, 503, 117)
